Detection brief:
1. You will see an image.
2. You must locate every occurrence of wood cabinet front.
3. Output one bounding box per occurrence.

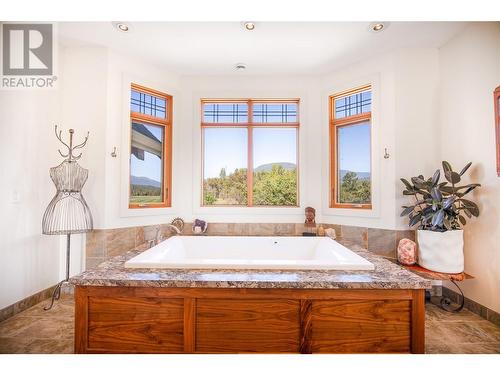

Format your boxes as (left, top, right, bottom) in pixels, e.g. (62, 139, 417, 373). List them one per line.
(87, 296, 184, 353)
(196, 298, 301, 353)
(75, 287, 424, 354)
(310, 300, 411, 353)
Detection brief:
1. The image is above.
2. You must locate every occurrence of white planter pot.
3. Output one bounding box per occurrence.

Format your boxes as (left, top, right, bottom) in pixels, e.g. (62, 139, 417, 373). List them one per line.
(417, 230, 464, 273)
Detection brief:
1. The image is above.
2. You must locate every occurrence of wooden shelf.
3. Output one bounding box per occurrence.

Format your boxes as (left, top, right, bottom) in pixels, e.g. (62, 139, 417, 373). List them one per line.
(402, 264, 473, 282)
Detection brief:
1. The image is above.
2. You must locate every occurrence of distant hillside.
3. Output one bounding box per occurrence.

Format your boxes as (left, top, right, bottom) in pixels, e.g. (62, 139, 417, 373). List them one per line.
(131, 175, 161, 188)
(254, 162, 296, 172)
(340, 170, 370, 180)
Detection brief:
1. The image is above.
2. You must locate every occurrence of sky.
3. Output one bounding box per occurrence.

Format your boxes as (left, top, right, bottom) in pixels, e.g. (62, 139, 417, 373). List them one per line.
(338, 122, 371, 173)
(203, 127, 297, 178)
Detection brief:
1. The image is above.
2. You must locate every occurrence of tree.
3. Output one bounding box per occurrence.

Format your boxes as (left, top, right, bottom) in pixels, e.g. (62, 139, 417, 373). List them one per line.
(203, 191, 216, 205)
(203, 168, 247, 205)
(203, 164, 298, 206)
(253, 165, 297, 206)
(339, 171, 371, 204)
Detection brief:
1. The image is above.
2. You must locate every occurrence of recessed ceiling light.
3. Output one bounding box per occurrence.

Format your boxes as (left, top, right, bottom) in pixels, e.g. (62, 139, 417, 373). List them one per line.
(112, 22, 131, 32)
(243, 22, 255, 31)
(368, 22, 389, 33)
(235, 63, 247, 71)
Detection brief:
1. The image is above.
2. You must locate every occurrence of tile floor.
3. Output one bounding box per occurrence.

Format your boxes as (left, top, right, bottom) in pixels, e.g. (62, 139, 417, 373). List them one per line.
(0, 296, 499, 354)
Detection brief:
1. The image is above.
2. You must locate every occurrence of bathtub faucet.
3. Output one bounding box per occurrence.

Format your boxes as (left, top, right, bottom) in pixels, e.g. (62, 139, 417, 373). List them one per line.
(164, 223, 181, 235)
(149, 219, 184, 248)
(167, 217, 184, 236)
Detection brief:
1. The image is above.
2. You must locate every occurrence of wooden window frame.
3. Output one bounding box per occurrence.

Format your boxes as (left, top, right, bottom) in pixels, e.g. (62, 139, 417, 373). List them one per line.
(495, 85, 500, 177)
(129, 83, 172, 209)
(329, 85, 372, 209)
(201, 98, 300, 207)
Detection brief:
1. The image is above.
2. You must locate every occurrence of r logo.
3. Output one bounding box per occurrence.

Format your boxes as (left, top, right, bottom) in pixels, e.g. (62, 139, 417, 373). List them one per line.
(2, 23, 53, 76)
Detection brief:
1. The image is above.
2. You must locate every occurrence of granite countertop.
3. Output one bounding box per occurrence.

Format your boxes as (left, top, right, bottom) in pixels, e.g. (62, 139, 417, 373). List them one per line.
(70, 238, 431, 289)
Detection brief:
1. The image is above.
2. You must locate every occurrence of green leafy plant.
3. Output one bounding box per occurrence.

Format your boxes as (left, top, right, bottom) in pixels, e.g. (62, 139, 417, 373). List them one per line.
(400, 161, 480, 231)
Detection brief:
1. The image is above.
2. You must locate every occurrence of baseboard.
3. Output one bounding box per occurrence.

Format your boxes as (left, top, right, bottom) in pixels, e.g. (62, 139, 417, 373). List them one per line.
(0, 284, 72, 323)
(442, 286, 500, 326)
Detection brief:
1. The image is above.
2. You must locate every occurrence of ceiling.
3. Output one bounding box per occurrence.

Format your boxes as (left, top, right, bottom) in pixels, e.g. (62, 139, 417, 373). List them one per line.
(58, 22, 468, 76)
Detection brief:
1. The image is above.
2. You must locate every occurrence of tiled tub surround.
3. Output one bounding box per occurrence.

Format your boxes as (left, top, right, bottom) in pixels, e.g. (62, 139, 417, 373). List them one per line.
(85, 223, 415, 270)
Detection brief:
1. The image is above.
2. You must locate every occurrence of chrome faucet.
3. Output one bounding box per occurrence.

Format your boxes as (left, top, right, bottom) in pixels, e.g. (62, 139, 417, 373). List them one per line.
(148, 219, 184, 248)
(148, 226, 163, 248)
(169, 217, 184, 235)
(164, 223, 181, 235)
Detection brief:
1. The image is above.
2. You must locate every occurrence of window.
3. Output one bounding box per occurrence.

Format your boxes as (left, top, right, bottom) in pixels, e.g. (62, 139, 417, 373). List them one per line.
(329, 86, 372, 209)
(129, 84, 172, 208)
(201, 99, 299, 206)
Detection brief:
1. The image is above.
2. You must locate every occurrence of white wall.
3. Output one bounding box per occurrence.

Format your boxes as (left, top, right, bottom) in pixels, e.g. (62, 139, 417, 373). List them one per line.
(105, 51, 181, 228)
(57, 46, 110, 279)
(320, 53, 396, 228)
(394, 48, 441, 228)
(0, 85, 61, 309)
(320, 48, 440, 229)
(438, 22, 500, 312)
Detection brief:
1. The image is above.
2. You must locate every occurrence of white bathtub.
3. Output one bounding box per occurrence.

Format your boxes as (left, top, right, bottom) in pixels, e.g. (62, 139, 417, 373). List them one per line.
(124, 236, 374, 271)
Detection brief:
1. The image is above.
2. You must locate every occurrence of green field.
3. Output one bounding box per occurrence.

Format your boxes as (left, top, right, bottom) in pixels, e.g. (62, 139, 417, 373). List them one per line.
(130, 196, 162, 204)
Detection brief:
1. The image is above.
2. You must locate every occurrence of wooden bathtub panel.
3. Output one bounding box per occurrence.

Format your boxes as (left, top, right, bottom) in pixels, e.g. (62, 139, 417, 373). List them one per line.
(87, 296, 184, 353)
(74, 287, 424, 354)
(195, 299, 301, 353)
(311, 300, 411, 353)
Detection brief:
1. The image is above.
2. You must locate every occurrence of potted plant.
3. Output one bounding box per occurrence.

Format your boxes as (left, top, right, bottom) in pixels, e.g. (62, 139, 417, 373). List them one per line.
(400, 161, 480, 273)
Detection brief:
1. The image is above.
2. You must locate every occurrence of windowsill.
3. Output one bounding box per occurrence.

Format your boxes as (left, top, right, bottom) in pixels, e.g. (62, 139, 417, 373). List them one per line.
(120, 206, 178, 218)
(322, 206, 379, 218)
(193, 205, 304, 216)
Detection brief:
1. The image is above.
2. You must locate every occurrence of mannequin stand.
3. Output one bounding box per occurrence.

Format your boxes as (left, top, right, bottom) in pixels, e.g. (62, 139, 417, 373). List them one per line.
(45, 234, 71, 311)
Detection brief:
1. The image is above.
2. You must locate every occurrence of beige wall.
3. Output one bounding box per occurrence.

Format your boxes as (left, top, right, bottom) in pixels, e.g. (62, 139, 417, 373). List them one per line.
(439, 22, 500, 312)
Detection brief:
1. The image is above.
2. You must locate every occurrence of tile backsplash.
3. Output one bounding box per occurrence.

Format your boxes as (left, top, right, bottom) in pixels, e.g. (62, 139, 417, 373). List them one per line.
(85, 222, 416, 270)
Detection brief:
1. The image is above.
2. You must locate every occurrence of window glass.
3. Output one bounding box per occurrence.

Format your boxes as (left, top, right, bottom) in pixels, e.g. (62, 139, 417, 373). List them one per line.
(253, 103, 297, 123)
(334, 90, 371, 119)
(203, 128, 248, 205)
(203, 103, 248, 123)
(201, 99, 299, 207)
(252, 128, 298, 206)
(130, 122, 164, 204)
(336, 122, 371, 204)
(131, 89, 166, 119)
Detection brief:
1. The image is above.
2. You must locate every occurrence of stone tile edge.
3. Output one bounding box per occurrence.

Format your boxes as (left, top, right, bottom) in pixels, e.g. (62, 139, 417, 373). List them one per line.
(442, 286, 500, 327)
(0, 284, 66, 323)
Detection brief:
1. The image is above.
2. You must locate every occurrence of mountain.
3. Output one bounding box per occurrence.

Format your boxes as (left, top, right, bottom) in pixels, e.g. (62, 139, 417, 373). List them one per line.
(254, 162, 296, 172)
(131, 175, 161, 188)
(339, 170, 370, 180)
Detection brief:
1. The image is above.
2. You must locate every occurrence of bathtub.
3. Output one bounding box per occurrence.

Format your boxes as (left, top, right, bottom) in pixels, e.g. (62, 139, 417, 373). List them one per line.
(124, 236, 374, 271)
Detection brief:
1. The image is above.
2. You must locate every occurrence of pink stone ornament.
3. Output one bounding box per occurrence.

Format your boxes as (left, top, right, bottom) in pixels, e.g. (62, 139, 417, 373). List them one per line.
(397, 238, 417, 266)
